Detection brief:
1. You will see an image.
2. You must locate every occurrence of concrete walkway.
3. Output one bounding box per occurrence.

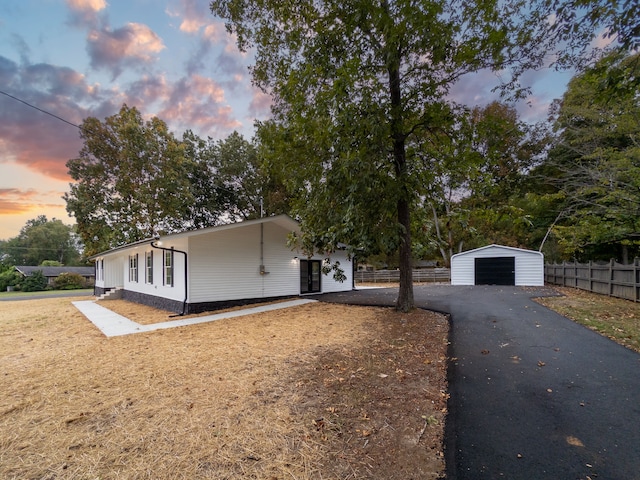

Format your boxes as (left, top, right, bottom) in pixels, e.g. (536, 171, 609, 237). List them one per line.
(73, 298, 317, 337)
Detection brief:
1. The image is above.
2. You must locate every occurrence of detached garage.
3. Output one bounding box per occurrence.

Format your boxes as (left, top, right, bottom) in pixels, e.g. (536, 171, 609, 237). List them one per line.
(451, 244, 544, 286)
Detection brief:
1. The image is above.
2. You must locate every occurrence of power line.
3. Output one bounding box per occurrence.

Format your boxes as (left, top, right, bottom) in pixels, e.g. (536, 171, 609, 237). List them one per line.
(0, 89, 81, 129)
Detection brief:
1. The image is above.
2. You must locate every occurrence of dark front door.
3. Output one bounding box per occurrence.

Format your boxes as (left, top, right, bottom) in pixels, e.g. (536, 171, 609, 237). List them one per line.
(300, 260, 321, 293)
(474, 257, 515, 285)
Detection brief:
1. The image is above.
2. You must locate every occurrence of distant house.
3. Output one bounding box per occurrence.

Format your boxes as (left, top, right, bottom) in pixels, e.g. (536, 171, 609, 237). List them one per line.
(15, 266, 95, 287)
(89, 215, 354, 314)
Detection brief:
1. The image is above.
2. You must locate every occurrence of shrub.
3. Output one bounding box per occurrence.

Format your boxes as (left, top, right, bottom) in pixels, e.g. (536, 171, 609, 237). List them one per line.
(0, 270, 21, 292)
(53, 272, 86, 290)
(20, 270, 48, 292)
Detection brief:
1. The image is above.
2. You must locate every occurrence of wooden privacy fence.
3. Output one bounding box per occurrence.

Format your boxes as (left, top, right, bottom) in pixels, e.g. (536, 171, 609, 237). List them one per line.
(545, 259, 640, 302)
(355, 268, 451, 284)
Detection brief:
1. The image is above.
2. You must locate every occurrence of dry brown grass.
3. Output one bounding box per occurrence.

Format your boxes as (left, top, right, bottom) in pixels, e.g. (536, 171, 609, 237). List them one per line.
(536, 286, 640, 353)
(0, 296, 449, 479)
(98, 298, 297, 325)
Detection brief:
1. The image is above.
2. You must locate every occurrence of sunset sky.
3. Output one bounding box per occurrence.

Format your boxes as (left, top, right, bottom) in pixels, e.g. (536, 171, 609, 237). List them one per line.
(0, 0, 580, 241)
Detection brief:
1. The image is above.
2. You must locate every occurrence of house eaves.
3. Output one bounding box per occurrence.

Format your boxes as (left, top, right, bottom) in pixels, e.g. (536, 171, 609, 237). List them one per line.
(88, 214, 301, 261)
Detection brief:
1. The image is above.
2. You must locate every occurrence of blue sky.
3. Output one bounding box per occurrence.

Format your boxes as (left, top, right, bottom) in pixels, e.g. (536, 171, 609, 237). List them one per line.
(0, 0, 578, 241)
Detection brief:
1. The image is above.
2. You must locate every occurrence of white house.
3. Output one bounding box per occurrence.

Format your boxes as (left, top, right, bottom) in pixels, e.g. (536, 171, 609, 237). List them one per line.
(90, 215, 354, 314)
(450, 244, 544, 286)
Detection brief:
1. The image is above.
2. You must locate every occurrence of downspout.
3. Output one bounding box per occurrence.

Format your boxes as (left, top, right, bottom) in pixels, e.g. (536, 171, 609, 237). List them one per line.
(259, 222, 269, 276)
(353, 255, 356, 290)
(150, 238, 188, 317)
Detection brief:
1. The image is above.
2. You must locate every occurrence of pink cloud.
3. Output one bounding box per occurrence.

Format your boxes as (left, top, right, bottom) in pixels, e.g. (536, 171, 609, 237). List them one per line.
(591, 29, 617, 50)
(0, 188, 59, 215)
(66, 0, 106, 12)
(166, 0, 217, 34)
(125, 75, 171, 107)
(448, 69, 503, 107)
(66, 0, 107, 27)
(0, 56, 100, 182)
(87, 23, 165, 78)
(119, 73, 244, 136)
(158, 74, 242, 134)
(517, 95, 553, 123)
(1, 49, 245, 189)
(248, 88, 272, 119)
(203, 23, 227, 43)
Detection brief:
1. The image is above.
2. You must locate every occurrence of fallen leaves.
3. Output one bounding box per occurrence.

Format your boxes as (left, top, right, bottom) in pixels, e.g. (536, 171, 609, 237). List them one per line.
(566, 435, 585, 447)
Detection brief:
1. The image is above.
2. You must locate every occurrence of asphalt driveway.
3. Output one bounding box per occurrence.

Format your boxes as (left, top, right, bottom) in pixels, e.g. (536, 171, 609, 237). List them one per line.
(314, 285, 640, 479)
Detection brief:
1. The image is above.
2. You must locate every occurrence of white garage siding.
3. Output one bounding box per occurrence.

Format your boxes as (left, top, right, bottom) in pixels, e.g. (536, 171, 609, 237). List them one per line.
(318, 250, 353, 293)
(451, 244, 544, 286)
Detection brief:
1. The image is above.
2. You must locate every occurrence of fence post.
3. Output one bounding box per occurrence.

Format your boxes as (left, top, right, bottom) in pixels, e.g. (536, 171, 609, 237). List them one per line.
(609, 258, 615, 297)
(636, 258, 640, 302)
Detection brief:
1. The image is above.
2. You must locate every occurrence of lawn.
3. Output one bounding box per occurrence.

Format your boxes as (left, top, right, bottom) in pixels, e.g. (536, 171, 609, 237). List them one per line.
(0, 289, 93, 299)
(0, 296, 449, 479)
(535, 286, 640, 353)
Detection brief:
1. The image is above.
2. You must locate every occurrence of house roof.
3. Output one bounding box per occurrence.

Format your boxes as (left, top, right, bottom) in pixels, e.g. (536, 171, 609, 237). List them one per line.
(15, 266, 95, 277)
(450, 244, 544, 259)
(89, 214, 301, 260)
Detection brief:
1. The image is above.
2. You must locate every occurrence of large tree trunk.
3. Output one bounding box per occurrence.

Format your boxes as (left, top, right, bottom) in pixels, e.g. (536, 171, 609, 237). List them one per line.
(396, 195, 414, 312)
(389, 74, 414, 312)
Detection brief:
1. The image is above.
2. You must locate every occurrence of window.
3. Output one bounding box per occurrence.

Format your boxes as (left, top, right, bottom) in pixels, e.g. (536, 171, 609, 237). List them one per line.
(164, 250, 174, 287)
(129, 254, 138, 282)
(96, 259, 104, 282)
(145, 251, 153, 284)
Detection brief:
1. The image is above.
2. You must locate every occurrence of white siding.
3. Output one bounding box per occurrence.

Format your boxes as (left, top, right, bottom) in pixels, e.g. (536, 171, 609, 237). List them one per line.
(188, 222, 301, 303)
(117, 240, 188, 302)
(451, 245, 544, 286)
(188, 222, 353, 302)
(514, 252, 544, 286)
(96, 241, 187, 301)
(314, 250, 353, 293)
(95, 254, 125, 289)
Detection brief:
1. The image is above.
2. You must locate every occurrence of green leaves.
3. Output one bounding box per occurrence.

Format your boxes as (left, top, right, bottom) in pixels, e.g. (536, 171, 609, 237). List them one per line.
(542, 52, 640, 261)
(65, 105, 283, 256)
(65, 105, 194, 254)
(1, 216, 82, 266)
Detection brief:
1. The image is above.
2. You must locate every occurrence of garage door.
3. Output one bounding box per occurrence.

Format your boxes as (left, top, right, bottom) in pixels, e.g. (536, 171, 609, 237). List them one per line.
(475, 257, 515, 285)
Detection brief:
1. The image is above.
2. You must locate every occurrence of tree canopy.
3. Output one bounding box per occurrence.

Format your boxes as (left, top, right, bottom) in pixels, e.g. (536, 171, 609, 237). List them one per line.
(416, 102, 547, 266)
(65, 105, 279, 256)
(0, 216, 82, 266)
(538, 51, 640, 262)
(65, 105, 197, 255)
(551, 0, 639, 62)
